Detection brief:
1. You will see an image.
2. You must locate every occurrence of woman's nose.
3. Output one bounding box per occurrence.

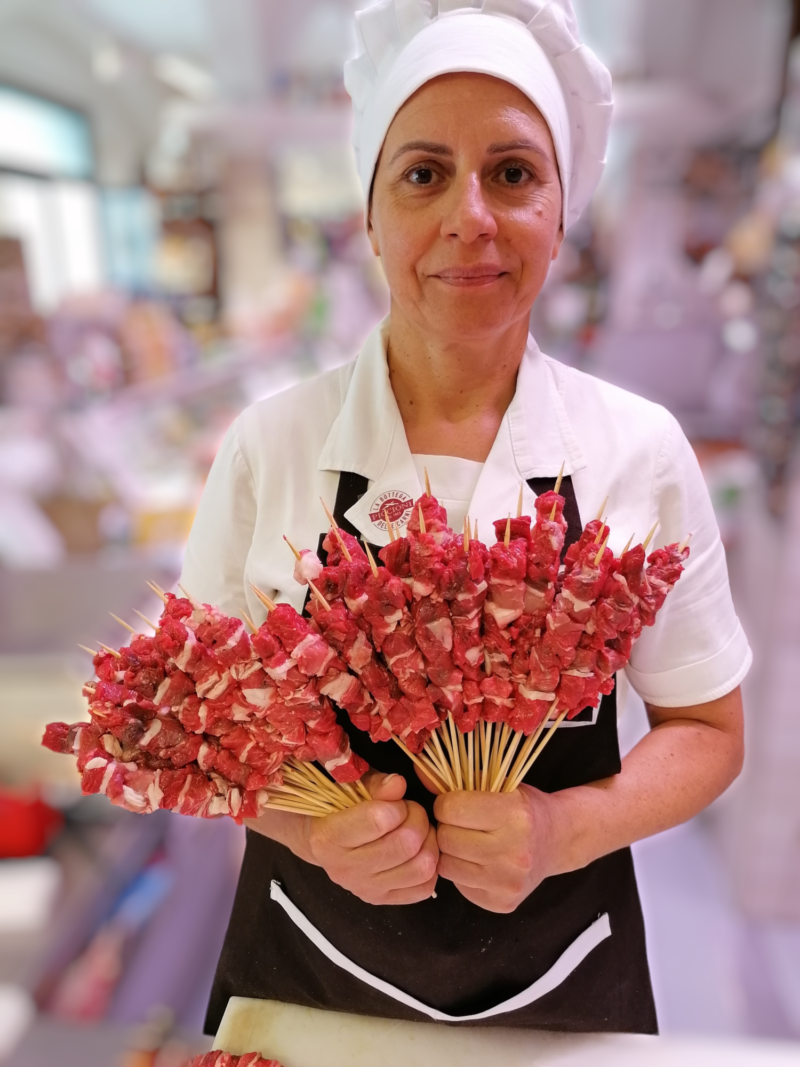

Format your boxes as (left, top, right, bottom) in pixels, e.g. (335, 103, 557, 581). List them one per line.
(440, 174, 498, 243)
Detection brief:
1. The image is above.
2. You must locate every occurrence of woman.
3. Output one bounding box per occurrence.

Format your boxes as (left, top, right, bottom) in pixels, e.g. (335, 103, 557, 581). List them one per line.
(183, 0, 751, 1037)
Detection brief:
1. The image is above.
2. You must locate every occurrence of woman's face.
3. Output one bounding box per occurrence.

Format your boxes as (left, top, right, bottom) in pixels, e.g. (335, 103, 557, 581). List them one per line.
(369, 73, 564, 346)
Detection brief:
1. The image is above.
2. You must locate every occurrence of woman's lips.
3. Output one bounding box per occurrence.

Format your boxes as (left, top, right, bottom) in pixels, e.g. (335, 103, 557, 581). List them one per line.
(431, 266, 507, 288)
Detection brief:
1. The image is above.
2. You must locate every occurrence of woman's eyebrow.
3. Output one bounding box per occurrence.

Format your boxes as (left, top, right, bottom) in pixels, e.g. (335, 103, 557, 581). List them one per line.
(488, 139, 550, 160)
(389, 140, 452, 164)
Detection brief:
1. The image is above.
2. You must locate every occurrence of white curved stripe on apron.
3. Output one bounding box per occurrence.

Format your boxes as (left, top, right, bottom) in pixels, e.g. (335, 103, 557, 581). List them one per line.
(269, 880, 611, 1023)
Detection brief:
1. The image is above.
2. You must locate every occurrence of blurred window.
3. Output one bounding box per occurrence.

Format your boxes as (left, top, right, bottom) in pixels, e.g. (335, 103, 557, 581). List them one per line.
(0, 86, 93, 180)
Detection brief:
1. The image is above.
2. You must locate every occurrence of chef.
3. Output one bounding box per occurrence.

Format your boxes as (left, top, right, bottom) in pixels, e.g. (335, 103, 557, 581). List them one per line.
(182, 0, 751, 1038)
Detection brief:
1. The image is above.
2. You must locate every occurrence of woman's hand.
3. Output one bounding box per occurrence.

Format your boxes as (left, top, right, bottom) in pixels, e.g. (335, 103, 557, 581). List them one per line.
(434, 787, 560, 913)
(248, 772, 438, 906)
(307, 772, 438, 904)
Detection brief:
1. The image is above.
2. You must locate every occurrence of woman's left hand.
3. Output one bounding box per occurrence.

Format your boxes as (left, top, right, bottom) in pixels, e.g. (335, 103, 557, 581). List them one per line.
(434, 786, 563, 913)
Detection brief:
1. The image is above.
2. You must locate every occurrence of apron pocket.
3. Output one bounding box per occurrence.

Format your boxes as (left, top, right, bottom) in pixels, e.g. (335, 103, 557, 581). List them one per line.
(269, 880, 612, 1024)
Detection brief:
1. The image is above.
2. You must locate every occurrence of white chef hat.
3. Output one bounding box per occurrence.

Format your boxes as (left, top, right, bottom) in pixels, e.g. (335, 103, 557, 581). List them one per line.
(344, 0, 613, 231)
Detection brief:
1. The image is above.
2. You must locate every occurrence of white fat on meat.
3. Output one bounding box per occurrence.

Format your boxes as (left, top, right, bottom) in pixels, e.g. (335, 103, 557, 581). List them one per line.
(464, 646, 483, 666)
(242, 687, 277, 709)
(265, 658, 297, 683)
(228, 788, 242, 818)
(154, 677, 172, 705)
(139, 719, 163, 747)
(100, 761, 116, 794)
(202, 672, 231, 700)
(483, 600, 523, 629)
(561, 588, 594, 614)
(344, 593, 368, 615)
(207, 795, 230, 817)
(518, 685, 555, 701)
(425, 617, 453, 651)
(239, 740, 256, 764)
(411, 579, 435, 599)
(174, 629, 197, 671)
(85, 756, 108, 771)
(197, 743, 214, 771)
(293, 633, 336, 676)
(122, 785, 148, 811)
(347, 631, 373, 672)
(293, 550, 323, 586)
(175, 773, 192, 812)
(231, 660, 262, 681)
(320, 673, 358, 702)
(147, 772, 164, 812)
(101, 734, 123, 759)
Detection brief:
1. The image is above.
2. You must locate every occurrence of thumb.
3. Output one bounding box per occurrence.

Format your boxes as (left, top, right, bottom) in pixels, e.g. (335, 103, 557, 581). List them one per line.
(364, 771, 407, 802)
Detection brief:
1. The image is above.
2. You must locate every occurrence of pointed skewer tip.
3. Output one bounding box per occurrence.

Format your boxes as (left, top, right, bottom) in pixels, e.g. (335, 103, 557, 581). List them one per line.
(517, 482, 524, 519)
(241, 611, 257, 634)
(424, 467, 432, 498)
(643, 522, 659, 552)
(679, 533, 693, 553)
(553, 461, 565, 497)
(110, 612, 137, 635)
(283, 535, 302, 562)
(146, 580, 168, 603)
(595, 495, 609, 523)
(250, 583, 277, 613)
(364, 541, 379, 578)
(418, 505, 426, 535)
(98, 642, 122, 659)
(78, 644, 98, 657)
(504, 515, 512, 548)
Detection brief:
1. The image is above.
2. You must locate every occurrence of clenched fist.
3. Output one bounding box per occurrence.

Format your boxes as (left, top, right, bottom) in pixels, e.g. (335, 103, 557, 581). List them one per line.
(434, 785, 562, 913)
(304, 771, 439, 905)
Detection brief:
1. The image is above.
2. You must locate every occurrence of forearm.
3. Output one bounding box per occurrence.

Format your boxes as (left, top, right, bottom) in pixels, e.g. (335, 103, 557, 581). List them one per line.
(547, 689, 744, 875)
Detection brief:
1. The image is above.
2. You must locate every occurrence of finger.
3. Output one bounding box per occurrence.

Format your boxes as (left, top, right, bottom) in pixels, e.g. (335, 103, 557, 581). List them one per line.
(366, 874, 439, 907)
(434, 788, 524, 831)
(370, 826, 439, 893)
(315, 799, 407, 851)
(436, 823, 498, 864)
(437, 852, 494, 891)
(350, 800, 430, 875)
(364, 771, 407, 803)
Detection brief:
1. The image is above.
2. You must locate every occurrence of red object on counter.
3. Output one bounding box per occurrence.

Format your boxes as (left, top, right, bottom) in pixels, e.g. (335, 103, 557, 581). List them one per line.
(0, 788, 63, 858)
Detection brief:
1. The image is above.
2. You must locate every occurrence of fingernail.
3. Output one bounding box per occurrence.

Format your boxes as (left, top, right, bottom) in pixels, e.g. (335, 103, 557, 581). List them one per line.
(383, 774, 399, 785)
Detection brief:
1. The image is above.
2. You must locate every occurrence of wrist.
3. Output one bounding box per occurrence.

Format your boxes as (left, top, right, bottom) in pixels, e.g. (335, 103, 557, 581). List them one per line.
(244, 810, 320, 866)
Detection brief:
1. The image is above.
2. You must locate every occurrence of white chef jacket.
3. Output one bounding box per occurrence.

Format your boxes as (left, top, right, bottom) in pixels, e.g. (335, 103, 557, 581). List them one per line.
(181, 318, 751, 709)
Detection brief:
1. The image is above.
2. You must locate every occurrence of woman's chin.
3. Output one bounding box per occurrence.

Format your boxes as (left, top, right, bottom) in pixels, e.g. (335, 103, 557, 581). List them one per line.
(417, 302, 526, 343)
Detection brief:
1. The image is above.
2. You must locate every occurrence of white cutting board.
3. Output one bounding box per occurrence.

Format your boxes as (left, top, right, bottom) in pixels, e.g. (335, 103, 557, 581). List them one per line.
(214, 998, 800, 1067)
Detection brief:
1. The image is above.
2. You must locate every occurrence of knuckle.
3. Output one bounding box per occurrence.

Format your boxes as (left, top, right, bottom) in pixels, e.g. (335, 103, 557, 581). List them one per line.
(397, 826, 423, 859)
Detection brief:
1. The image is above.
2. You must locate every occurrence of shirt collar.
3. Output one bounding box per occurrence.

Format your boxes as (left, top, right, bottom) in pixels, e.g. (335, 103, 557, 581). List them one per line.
(318, 319, 586, 544)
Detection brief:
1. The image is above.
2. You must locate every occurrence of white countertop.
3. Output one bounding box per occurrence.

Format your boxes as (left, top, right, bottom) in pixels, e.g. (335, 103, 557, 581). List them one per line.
(215, 998, 799, 1067)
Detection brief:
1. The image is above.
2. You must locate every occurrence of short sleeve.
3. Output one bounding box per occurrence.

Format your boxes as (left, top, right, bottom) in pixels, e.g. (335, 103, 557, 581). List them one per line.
(625, 415, 752, 707)
(179, 418, 258, 619)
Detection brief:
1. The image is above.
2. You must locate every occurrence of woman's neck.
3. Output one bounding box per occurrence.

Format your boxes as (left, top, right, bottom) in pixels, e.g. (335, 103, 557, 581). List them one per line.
(386, 302, 529, 462)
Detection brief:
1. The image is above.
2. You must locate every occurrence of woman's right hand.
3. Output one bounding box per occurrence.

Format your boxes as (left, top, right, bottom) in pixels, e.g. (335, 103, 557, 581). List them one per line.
(303, 772, 439, 905)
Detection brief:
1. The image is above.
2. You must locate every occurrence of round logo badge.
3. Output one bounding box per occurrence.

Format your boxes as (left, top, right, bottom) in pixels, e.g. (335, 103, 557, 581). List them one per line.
(369, 491, 413, 531)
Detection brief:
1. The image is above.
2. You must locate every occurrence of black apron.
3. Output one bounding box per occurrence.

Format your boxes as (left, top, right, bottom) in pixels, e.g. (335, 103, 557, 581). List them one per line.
(205, 474, 657, 1036)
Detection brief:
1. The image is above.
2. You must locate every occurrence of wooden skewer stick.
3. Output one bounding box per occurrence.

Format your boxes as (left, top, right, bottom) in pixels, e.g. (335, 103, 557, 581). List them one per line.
(481, 721, 493, 792)
(517, 482, 525, 519)
(355, 779, 372, 801)
(321, 499, 353, 562)
(418, 505, 426, 535)
(307, 580, 331, 611)
(549, 462, 566, 520)
(429, 729, 456, 790)
(84, 683, 96, 694)
(473, 519, 478, 543)
(505, 715, 549, 788)
(424, 467, 432, 497)
(643, 522, 659, 552)
(467, 730, 475, 792)
(110, 613, 137, 635)
(448, 715, 463, 791)
(594, 521, 607, 544)
(622, 534, 635, 556)
(364, 542, 379, 578)
(147, 581, 168, 604)
(98, 643, 122, 659)
(594, 534, 610, 567)
(178, 583, 201, 608)
(464, 516, 471, 553)
(392, 736, 446, 794)
(133, 609, 158, 631)
(250, 584, 277, 612)
(78, 644, 99, 656)
(458, 728, 469, 788)
(506, 709, 568, 793)
(679, 533, 693, 553)
(595, 496, 609, 523)
(491, 729, 525, 793)
(504, 515, 512, 548)
(283, 535, 302, 561)
(383, 509, 396, 542)
(241, 612, 257, 634)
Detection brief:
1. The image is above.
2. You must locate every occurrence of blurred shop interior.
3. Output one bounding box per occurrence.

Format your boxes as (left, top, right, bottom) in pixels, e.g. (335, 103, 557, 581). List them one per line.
(1, 0, 800, 1063)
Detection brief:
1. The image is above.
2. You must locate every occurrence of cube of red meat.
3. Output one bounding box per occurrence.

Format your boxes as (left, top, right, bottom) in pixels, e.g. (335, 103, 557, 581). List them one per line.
(41, 722, 76, 754)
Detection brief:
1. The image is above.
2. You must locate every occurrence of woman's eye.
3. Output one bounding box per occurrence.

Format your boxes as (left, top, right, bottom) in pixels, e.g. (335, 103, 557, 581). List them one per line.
(407, 167, 435, 185)
(503, 166, 527, 185)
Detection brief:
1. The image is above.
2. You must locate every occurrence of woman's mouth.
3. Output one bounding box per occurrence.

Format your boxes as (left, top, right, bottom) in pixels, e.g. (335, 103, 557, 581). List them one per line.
(431, 266, 507, 287)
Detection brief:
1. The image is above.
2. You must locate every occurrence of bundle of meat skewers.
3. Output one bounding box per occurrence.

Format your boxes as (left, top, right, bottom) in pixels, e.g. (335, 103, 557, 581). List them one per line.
(286, 479, 689, 795)
(183, 1053, 281, 1067)
(42, 585, 371, 822)
(42, 480, 688, 815)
